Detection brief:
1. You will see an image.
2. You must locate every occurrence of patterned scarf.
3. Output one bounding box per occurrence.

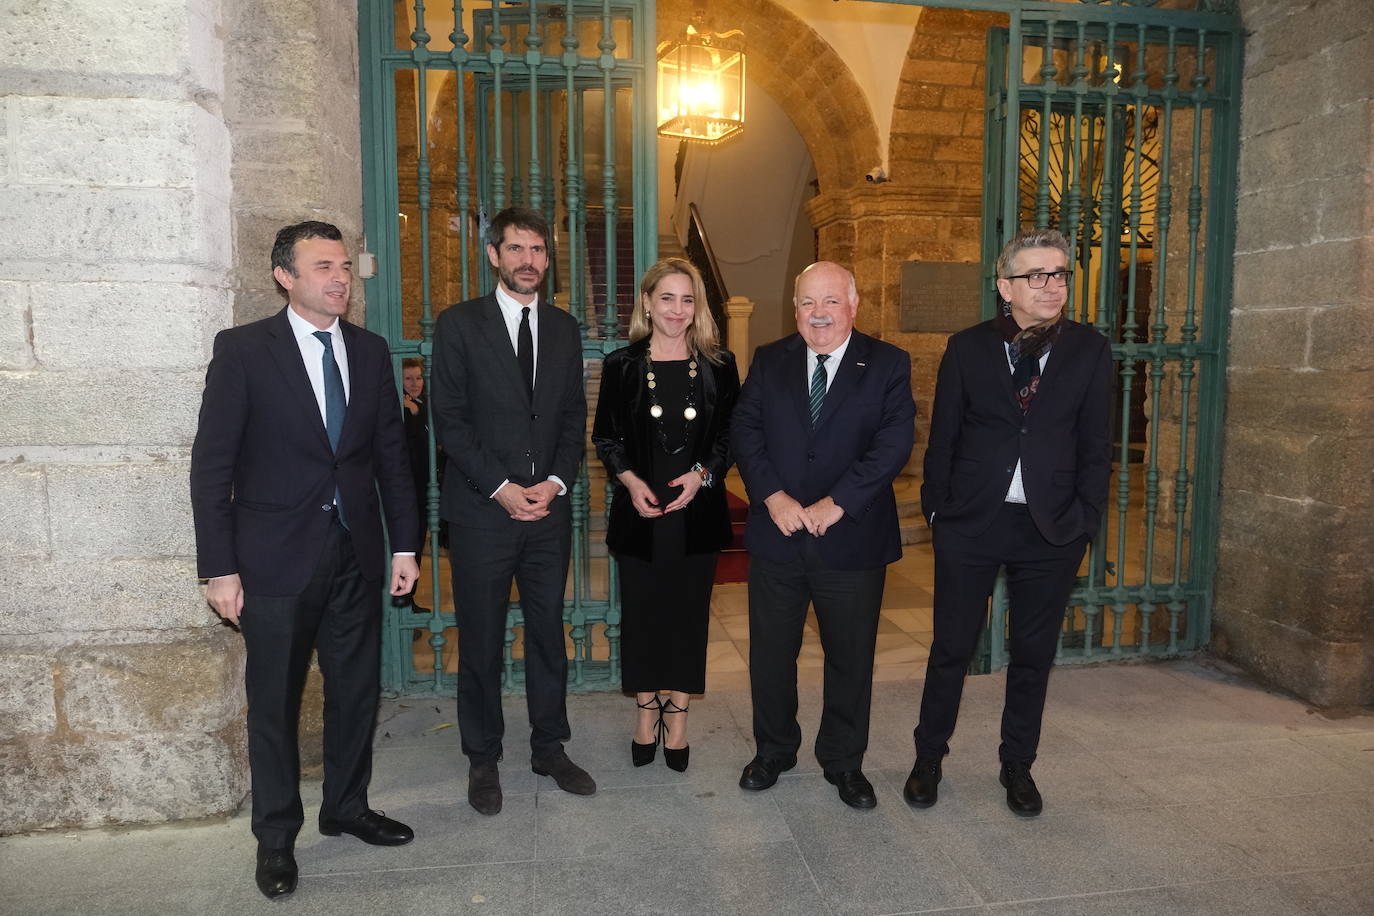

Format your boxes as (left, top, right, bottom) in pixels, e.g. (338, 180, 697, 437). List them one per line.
(995, 305, 1061, 413)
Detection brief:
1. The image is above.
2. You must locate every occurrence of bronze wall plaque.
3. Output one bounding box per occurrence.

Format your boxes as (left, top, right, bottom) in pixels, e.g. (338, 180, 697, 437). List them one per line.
(899, 261, 985, 334)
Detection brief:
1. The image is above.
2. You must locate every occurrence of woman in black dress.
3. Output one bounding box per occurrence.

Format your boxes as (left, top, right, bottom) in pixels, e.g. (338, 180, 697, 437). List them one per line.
(592, 258, 739, 772)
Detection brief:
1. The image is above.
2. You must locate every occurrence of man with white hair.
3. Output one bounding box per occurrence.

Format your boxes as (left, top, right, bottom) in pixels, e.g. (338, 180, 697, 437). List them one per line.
(732, 261, 916, 809)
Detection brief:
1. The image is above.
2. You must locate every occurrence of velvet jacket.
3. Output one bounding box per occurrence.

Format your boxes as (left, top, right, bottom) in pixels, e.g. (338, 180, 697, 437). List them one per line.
(592, 339, 740, 562)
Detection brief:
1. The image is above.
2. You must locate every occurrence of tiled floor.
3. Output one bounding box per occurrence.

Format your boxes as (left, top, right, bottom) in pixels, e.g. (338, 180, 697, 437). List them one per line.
(5, 659, 1373, 915)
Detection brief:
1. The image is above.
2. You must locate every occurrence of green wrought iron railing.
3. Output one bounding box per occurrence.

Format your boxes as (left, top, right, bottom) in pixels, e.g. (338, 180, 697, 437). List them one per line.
(973, 1, 1241, 670)
(359, 0, 657, 695)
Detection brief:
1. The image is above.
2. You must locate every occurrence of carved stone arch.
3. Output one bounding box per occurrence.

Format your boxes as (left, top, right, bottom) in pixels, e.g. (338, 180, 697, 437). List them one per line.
(657, 0, 882, 195)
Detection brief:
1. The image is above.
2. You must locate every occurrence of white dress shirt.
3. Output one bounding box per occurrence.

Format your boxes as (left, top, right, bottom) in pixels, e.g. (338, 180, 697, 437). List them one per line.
(285, 306, 413, 556)
(1003, 345, 1050, 504)
(489, 286, 566, 499)
(286, 306, 350, 423)
(494, 284, 539, 388)
(805, 332, 852, 393)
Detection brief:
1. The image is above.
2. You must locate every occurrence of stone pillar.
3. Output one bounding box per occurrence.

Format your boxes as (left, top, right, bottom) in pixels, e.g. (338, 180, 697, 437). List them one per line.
(725, 295, 755, 376)
(0, 0, 245, 832)
(1212, 0, 1374, 706)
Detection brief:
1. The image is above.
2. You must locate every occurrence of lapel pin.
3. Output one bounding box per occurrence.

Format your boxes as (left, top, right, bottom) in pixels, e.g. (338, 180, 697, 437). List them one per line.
(856, 362, 866, 367)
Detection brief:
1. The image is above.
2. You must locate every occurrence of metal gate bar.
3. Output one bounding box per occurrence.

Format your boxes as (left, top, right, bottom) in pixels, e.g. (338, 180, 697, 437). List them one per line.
(360, 0, 656, 694)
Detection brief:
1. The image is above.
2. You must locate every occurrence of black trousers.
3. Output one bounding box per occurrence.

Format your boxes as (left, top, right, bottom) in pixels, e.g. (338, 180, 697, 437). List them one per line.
(240, 515, 379, 849)
(748, 538, 886, 773)
(915, 502, 1087, 765)
(449, 515, 572, 763)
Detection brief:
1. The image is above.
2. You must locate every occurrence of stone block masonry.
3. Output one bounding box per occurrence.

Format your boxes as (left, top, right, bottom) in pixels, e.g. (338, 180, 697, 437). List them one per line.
(0, 0, 364, 834)
(1212, 0, 1374, 707)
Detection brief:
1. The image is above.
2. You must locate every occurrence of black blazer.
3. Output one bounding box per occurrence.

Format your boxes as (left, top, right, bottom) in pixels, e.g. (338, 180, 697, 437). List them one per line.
(732, 331, 916, 570)
(920, 318, 1113, 545)
(592, 340, 740, 561)
(190, 308, 418, 596)
(429, 293, 586, 529)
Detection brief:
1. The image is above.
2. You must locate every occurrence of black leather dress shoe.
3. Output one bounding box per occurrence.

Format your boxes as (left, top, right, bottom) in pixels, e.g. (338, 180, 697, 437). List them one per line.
(999, 760, 1043, 816)
(531, 750, 597, 796)
(254, 845, 297, 899)
(903, 758, 942, 809)
(319, 809, 414, 845)
(824, 769, 877, 809)
(738, 755, 797, 791)
(469, 761, 503, 815)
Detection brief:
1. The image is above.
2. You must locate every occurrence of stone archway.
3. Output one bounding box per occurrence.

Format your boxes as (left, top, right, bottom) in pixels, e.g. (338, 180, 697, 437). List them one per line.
(657, 0, 882, 198)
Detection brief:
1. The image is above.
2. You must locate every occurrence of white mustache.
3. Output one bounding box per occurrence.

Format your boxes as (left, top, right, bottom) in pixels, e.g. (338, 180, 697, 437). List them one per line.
(808, 316, 834, 328)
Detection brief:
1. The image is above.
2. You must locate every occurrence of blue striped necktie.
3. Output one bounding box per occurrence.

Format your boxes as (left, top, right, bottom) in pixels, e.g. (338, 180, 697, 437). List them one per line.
(313, 330, 347, 525)
(809, 353, 829, 426)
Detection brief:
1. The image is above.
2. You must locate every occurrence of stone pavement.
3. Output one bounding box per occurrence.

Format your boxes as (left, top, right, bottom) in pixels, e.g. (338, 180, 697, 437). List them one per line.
(3, 659, 1372, 915)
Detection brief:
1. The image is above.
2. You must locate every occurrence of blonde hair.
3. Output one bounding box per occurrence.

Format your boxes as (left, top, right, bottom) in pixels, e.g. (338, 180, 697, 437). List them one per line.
(628, 257, 722, 364)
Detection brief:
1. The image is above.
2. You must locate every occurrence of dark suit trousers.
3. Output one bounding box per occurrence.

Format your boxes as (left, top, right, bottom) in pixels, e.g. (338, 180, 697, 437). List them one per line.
(748, 537, 886, 773)
(915, 503, 1086, 765)
(449, 515, 572, 763)
(240, 515, 379, 848)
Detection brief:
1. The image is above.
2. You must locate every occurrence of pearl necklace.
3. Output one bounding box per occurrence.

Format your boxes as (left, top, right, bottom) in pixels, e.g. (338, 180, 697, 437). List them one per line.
(645, 352, 698, 456)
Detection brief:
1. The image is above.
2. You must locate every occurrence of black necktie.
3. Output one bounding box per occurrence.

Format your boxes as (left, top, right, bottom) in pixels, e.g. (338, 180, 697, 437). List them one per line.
(810, 353, 829, 425)
(517, 306, 534, 398)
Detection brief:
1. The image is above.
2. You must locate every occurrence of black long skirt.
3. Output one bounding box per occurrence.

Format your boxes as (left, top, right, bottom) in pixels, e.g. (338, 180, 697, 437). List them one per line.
(618, 550, 717, 694)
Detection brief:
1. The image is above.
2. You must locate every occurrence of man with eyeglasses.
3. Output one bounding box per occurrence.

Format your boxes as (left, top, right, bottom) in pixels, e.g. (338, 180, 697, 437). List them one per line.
(903, 227, 1112, 817)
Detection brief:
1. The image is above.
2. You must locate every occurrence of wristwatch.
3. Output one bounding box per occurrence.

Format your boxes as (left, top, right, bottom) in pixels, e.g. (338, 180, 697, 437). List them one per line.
(691, 462, 713, 488)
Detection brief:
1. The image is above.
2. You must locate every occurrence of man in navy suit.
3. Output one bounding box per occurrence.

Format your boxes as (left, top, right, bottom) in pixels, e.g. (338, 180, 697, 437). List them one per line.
(191, 222, 420, 898)
(732, 261, 916, 809)
(430, 207, 594, 817)
(904, 227, 1112, 817)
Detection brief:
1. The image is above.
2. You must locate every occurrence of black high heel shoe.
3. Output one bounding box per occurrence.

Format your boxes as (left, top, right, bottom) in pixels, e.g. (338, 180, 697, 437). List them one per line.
(631, 694, 663, 767)
(662, 697, 690, 772)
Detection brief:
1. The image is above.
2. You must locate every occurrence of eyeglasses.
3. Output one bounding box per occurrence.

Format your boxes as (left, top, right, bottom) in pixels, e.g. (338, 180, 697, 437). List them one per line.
(1005, 270, 1073, 289)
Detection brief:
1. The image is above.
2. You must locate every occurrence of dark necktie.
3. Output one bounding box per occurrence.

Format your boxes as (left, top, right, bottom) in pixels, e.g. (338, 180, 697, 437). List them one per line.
(810, 353, 829, 426)
(313, 330, 347, 525)
(517, 306, 534, 398)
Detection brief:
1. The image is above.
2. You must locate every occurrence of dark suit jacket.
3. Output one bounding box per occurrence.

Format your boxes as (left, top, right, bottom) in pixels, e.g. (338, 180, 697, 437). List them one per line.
(732, 330, 916, 570)
(429, 293, 586, 529)
(190, 308, 419, 596)
(592, 340, 740, 561)
(920, 318, 1113, 545)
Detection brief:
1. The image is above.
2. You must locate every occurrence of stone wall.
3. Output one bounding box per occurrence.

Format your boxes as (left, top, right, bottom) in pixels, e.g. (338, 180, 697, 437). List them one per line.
(1213, 0, 1374, 706)
(0, 0, 364, 833)
(0, 0, 244, 833)
(807, 8, 1003, 463)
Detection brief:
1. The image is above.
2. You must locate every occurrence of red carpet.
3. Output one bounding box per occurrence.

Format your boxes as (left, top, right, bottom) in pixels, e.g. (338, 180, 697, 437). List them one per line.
(715, 491, 750, 584)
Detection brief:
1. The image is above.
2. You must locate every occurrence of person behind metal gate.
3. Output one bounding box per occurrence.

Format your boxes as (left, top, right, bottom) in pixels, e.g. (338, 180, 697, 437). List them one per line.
(732, 260, 916, 810)
(190, 221, 420, 900)
(429, 206, 595, 817)
(904, 227, 1113, 817)
(592, 257, 741, 773)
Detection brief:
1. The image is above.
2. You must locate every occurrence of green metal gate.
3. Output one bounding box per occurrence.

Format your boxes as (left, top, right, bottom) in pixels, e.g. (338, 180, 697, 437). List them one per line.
(359, 0, 657, 694)
(976, 0, 1241, 669)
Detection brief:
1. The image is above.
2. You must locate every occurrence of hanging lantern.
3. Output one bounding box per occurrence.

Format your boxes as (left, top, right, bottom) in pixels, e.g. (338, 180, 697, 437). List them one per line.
(656, 21, 746, 144)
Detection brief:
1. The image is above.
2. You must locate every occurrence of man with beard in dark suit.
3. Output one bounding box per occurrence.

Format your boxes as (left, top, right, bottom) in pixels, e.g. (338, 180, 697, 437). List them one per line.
(430, 207, 593, 816)
(904, 227, 1113, 817)
(191, 221, 419, 899)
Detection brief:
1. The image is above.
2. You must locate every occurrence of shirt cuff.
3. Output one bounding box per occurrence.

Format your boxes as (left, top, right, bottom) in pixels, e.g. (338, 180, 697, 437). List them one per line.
(547, 475, 567, 496)
(393, 552, 416, 557)
(489, 479, 511, 500)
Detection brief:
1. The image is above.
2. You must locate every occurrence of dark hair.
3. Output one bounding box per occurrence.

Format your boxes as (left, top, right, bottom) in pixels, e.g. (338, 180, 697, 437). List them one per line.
(401, 357, 424, 370)
(486, 207, 551, 251)
(271, 221, 344, 296)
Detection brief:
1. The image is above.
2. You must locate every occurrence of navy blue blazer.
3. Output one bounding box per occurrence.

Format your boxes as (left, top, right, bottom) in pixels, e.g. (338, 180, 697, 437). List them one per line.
(732, 330, 916, 570)
(920, 317, 1113, 545)
(190, 308, 418, 596)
